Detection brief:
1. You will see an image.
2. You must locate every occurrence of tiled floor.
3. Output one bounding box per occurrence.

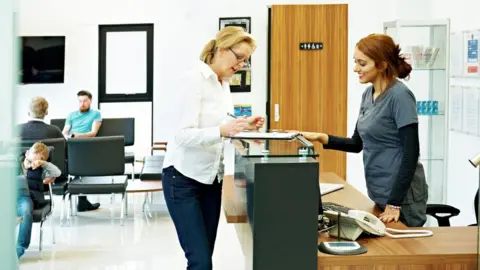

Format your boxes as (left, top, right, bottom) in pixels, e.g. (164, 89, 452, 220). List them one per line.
(18, 190, 245, 270)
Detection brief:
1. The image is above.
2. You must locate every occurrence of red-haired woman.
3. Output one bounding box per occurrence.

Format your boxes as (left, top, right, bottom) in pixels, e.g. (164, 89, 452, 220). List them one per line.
(299, 34, 427, 227)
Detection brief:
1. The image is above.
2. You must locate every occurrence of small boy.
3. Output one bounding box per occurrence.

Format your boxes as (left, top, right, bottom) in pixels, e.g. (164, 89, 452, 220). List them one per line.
(17, 142, 61, 259)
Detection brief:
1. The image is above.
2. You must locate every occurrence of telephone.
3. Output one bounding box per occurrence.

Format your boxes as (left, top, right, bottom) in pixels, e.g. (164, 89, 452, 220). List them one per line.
(323, 209, 433, 241)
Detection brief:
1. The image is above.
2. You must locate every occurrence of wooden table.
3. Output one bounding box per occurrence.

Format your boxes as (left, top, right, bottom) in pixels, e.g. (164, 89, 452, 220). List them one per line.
(222, 172, 478, 270)
(126, 180, 163, 193)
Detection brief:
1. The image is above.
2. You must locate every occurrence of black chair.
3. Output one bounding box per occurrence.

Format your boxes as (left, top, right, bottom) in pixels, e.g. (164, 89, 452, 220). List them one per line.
(66, 136, 128, 225)
(51, 118, 136, 180)
(17, 176, 54, 258)
(426, 204, 461, 226)
(50, 118, 65, 132)
(20, 138, 69, 225)
(96, 118, 135, 180)
(426, 189, 479, 227)
(140, 155, 164, 181)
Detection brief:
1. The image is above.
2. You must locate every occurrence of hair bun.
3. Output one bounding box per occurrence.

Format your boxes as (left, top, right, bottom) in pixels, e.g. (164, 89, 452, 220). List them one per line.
(393, 44, 412, 79)
(396, 57, 412, 79)
(394, 44, 402, 55)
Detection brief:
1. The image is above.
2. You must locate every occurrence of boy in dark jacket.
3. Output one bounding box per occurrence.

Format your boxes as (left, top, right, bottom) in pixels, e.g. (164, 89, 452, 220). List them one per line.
(17, 142, 60, 259)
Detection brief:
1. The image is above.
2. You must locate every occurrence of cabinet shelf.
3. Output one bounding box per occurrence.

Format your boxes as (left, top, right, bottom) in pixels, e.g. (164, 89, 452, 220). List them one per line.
(384, 19, 450, 205)
(413, 68, 446, 71)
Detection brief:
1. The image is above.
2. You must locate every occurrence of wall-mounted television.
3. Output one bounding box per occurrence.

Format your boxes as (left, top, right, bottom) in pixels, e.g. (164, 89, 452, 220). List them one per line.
(20, 36, 65, 84)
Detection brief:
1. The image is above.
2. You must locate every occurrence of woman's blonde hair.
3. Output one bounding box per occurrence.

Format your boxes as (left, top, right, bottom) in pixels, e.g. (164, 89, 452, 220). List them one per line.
(29, 96, 49, 119)
(200, 26, 256, 64)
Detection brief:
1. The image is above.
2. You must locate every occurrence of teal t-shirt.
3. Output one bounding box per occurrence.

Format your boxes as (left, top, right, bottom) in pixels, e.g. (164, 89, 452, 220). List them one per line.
(66, 109, 102, 135)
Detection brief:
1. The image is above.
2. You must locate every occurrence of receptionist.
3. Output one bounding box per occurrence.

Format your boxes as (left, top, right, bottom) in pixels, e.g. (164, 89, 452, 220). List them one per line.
(297, 34, 428, 227)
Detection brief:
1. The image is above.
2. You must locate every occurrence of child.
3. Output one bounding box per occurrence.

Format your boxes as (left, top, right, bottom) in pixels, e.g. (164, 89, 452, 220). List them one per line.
(17, 142, 61, 259)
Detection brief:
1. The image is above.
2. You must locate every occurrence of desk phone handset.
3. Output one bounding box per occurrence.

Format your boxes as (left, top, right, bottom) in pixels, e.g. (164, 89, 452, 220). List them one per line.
(323, 210, 433, 241)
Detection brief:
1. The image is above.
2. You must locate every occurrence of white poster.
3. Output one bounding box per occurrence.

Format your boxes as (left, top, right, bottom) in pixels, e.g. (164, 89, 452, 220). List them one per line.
(449, 85, 463, 131)
(465, 30, 480, 76)
(462, 86, 480, 135)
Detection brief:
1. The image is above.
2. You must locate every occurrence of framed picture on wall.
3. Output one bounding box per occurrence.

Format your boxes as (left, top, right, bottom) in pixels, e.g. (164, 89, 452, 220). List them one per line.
(219, 17, 251, 33)
(219, 17, 251, 93)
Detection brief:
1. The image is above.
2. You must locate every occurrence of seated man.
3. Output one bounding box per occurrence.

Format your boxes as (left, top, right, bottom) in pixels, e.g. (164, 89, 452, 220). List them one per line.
(17, 96, 63, 140)
(18, 96, 99, 212)
(17, 142, 60, 259)
(62, 90, 102, 211)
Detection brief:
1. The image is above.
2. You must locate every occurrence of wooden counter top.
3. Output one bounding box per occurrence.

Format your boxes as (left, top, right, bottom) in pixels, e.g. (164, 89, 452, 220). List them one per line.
(223, 172, 478, 270)
(317, 226, 478, 266)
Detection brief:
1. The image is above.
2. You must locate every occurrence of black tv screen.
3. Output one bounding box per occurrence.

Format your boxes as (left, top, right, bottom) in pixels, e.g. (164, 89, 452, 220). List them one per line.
(20, 36, 65, 84)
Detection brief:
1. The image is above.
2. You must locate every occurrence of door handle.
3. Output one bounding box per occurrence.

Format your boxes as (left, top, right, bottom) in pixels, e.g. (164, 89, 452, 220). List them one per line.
(274, 104, 280, 122)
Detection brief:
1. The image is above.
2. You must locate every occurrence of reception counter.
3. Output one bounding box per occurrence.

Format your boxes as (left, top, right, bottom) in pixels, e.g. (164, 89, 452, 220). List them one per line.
(223, 172, 478, 270)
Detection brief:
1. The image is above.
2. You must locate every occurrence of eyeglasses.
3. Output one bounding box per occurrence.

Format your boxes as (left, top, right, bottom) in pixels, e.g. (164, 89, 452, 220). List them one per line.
(229, 48, 250, 66)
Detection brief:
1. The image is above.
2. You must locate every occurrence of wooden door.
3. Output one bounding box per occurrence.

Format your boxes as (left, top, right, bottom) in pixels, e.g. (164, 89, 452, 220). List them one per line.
(269, 4, 348, 179)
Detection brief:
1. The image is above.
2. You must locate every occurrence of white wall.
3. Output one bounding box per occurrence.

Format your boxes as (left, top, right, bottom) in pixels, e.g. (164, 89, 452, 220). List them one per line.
(16, 0, 400, 188)
(20, 0, 465, 208)
(432, 0, 480, 226)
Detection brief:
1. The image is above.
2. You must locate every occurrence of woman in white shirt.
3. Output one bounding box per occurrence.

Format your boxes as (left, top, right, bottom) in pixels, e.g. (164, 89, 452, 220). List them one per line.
(162, 26, 264, 270)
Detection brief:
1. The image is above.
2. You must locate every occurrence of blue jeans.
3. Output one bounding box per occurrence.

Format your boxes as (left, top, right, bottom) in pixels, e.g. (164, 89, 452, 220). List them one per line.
(162, 166, 222, 270)
(17, 195, 33, 258)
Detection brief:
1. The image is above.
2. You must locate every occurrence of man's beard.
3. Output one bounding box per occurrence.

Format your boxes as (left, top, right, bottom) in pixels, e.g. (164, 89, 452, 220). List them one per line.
(79, 106, 90, 112)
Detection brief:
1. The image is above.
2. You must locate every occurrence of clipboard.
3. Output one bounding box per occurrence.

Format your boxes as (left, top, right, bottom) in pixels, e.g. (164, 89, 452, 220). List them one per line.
(229, 131, 300, 140)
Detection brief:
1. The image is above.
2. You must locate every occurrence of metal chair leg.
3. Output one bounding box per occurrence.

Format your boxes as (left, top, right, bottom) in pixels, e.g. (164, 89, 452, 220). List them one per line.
(51, 217, 56, 244)
(120, 193, 126, 226)
(142, 193, 148, 212)
(60, 194, 65, 226)
(125, 192, 128, 217)
(131, 162, 135, 180)
(39, 221, 44, 259)
(73, 195, 77, 216)
(67, 194, 72, 226)
(142, 193, 152, 218)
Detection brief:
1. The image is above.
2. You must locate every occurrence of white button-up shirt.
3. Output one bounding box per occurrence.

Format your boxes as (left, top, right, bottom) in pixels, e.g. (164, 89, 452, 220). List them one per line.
(162, 60, 234, 185)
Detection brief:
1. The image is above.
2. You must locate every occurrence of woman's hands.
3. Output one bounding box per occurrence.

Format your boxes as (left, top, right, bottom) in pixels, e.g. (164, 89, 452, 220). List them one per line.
(221, 115, 266, 137)
(379, 205, 401, 223)
(220, 118, 248, 137)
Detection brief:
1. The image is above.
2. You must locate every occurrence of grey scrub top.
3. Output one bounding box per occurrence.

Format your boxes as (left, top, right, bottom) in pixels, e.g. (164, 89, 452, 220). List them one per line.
(357, 79, 426, 206)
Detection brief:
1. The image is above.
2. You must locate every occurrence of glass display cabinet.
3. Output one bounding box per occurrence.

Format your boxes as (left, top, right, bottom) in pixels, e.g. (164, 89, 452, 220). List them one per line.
(384, 19, 450, 204)
(230, 133, 320, 270)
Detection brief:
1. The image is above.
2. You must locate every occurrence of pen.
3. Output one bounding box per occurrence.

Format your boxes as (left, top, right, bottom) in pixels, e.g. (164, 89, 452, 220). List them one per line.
(227, 113, 237, 119)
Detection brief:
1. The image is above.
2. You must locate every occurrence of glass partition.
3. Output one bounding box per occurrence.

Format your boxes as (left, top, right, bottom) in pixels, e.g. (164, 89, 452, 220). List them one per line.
(0, 0, 19, 268)
(231, 132, 319, 158)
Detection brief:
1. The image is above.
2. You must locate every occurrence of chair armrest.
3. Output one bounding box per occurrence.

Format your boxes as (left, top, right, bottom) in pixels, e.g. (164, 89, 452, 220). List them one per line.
(426, 204, 460, 227)
(427, 204, 460, 215)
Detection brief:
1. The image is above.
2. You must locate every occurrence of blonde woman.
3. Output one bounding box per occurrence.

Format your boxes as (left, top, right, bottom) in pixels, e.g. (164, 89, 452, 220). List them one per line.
(162, 26, 264, 270)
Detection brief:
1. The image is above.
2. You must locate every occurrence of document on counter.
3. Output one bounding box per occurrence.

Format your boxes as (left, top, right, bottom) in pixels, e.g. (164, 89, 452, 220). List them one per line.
(320, 183, 344, 196)
(229, 131, 299, 140)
